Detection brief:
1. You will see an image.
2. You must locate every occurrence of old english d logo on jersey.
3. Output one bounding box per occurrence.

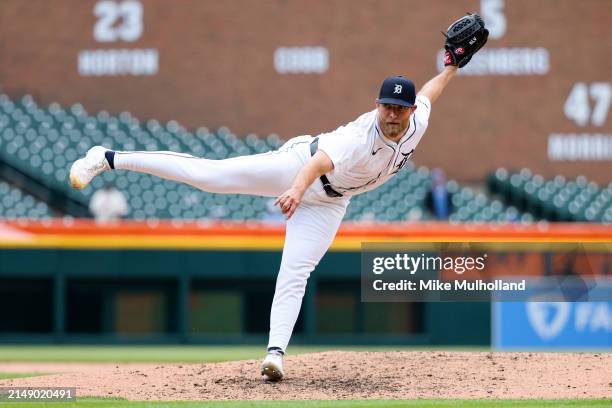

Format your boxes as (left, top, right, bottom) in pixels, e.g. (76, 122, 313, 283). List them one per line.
(315, 94, 431, 196)
(392, 149, 415, 174)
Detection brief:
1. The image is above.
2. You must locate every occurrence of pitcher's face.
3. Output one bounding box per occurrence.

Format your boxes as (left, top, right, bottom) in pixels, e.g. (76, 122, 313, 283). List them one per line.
(376, 103, 416, 140)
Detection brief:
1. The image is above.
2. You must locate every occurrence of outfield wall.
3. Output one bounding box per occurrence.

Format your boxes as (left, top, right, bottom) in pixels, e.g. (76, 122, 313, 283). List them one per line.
(0, 248, 474, 345)
(0, 220, 609, 346)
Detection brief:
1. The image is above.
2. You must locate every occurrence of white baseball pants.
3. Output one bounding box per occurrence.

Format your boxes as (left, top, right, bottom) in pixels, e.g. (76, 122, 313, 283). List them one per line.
(114, 136, 348, 352)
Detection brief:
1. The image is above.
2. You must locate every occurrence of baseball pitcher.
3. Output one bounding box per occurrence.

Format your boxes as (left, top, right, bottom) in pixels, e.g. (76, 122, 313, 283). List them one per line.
(70, 14, 488, 381)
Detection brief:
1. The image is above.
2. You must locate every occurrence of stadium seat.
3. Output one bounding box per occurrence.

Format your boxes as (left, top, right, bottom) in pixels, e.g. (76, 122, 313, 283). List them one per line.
(0, 94, 578, 223)
(487, 169, 611, 223)
(0, 180, 53, 219)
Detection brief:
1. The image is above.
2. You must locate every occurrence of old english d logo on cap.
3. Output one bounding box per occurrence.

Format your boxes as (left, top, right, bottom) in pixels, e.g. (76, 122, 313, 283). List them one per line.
(377, 76, 416, 107)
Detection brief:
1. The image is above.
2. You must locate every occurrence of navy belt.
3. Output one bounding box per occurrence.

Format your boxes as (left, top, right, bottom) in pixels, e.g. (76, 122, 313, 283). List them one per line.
(310, 137, 343, 198)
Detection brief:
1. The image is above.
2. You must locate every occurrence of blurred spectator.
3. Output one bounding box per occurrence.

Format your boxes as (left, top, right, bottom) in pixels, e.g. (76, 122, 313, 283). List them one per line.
(89, 185, 128, 222)
(425, 168, 452, 220)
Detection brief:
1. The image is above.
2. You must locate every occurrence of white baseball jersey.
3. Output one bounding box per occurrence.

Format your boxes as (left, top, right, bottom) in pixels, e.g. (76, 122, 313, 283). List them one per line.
(316, 95, 431, 197)
(109, 94, 432, 354)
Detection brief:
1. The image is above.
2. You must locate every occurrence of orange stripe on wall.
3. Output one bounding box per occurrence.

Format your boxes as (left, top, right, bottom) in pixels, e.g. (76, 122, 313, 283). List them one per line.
(0, 220, 609, 250)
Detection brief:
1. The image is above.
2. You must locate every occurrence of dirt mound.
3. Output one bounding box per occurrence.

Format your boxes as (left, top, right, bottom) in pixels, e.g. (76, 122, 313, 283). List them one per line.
(1, 351, 610, 400)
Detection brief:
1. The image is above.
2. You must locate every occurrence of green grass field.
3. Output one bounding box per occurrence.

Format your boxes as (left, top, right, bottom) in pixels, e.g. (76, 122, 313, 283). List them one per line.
(0, 372, 47, 380)
(0, 346, 609, 408)
(0, 345, 485, 363)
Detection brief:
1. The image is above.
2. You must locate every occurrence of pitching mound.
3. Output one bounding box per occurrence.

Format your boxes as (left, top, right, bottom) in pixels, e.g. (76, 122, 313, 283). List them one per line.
(0, 351, 610, 400)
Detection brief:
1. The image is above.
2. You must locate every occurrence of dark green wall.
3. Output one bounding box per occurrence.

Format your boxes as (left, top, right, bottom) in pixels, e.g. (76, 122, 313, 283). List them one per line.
(0, 249, 490, 345)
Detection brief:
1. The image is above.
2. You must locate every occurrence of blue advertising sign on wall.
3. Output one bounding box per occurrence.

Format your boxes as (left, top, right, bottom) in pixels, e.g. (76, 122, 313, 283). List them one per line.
(493, 301, 612, 349)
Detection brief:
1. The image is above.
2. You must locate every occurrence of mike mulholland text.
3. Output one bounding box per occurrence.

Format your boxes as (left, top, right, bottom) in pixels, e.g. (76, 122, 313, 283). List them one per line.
(373, 279, 527, 291)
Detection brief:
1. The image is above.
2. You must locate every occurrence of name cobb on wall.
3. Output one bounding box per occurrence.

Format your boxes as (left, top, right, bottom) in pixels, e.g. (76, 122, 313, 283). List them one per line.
(274, 47, 329, 74)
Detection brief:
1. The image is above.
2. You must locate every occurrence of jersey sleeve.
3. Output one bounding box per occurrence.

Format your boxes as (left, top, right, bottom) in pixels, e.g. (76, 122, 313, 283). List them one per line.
(415, 95, 431, 125)
(316, 125, 368, 174)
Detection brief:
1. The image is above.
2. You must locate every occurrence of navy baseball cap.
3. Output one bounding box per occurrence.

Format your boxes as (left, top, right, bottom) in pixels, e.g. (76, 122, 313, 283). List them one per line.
(377, 76, 416, 107)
